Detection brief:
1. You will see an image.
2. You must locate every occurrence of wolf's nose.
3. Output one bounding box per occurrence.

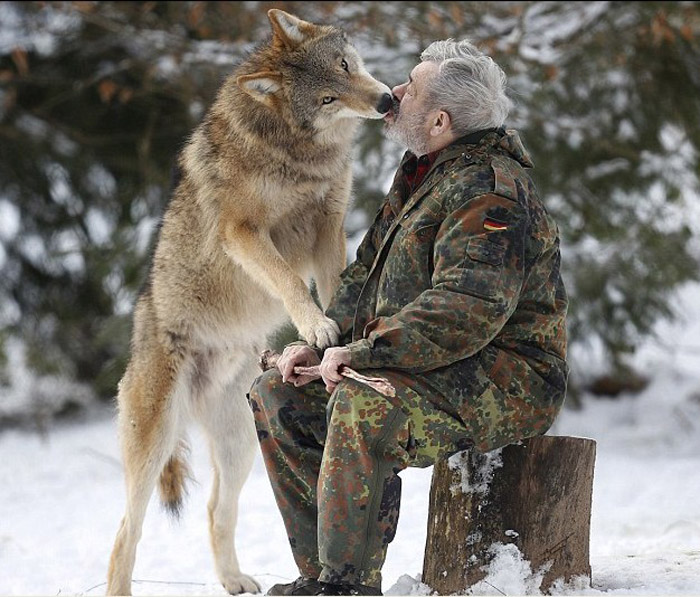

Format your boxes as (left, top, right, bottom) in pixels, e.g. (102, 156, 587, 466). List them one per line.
(376, 93, 393, 114)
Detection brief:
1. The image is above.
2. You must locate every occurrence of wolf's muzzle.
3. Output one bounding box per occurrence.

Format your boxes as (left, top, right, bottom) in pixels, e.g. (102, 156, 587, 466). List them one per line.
(376, 93, 393, 114)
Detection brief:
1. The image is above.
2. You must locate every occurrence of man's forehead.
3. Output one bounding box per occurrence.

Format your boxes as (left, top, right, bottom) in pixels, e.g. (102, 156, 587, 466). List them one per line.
(410, 61, 438, 85)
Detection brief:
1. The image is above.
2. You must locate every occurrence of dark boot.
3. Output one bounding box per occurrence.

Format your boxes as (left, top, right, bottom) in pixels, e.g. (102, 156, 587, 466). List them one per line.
(318, 583, 382, 596)
(267, 576, 324, 596)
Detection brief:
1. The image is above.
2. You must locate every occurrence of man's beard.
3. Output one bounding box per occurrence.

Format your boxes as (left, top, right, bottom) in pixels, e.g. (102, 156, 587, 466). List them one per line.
(385, 105, 430, 156)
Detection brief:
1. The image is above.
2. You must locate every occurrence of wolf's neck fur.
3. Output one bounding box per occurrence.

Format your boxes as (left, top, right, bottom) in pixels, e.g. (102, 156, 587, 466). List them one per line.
(211, 80, 357, 182)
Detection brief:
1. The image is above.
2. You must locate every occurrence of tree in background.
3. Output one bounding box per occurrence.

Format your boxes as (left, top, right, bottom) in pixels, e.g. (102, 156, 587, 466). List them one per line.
(0, 1, 698, 423)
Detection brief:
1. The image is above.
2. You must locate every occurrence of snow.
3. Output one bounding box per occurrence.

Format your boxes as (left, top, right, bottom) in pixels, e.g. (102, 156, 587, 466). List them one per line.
(0, 2, 80, 57)
(1, 272, 700, 597)
(0, 301, 699, 597)
(0, 199, 20, 242)
(468, 543, 551, 595)
(447, 449, 503, 497)
(85, 208, 116, 247)
(0, 337, 94, 425)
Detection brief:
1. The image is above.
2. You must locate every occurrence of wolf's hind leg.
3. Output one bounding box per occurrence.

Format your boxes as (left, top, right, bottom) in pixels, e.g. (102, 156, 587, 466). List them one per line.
(106, 353, 186, 596)
(199, 369, 261, 595)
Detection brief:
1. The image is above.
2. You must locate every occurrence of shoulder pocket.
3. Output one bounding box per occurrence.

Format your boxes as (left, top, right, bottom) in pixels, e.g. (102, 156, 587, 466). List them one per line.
(466, 237, 505, 266)
(461, 236, 506, 301)
(459, 236, 506, 300)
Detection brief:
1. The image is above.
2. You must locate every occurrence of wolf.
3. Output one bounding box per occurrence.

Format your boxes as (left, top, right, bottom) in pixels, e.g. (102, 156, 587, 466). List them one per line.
(105, 9, 392, 596)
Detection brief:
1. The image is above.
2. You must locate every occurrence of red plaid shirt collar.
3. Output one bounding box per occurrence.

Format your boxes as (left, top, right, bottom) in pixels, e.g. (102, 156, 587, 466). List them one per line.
(396, 128, 502, 204)
(401, 150, 440, 196)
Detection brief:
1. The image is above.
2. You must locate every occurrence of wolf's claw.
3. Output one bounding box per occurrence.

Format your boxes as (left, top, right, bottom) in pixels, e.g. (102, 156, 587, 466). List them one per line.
(299, 315, 340, 350)
(221, 573, 261, 595)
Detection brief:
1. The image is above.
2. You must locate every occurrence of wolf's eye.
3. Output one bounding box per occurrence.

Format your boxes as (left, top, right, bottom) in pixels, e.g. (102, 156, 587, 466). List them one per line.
(322, 96, 336, 105)
(341, 59, 349, 72)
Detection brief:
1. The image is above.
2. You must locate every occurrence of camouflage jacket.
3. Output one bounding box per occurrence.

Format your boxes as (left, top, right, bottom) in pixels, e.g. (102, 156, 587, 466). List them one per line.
(326, 129, 569, 441)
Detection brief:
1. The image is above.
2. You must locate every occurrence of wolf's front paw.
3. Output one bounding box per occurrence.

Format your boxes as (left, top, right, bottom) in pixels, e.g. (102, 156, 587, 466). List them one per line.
(299, 314, 340, 350)
(221, 572, 261, 595)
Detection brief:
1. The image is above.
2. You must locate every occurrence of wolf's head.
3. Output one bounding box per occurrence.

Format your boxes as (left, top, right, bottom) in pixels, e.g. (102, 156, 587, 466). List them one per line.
(237, 10, 392, 134)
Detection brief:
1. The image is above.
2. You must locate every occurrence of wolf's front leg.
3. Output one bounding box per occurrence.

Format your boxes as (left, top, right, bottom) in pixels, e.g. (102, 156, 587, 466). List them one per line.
(222, 221, 339, 349)
(312, 210, 347, 310)
(313, 170, 351, 310)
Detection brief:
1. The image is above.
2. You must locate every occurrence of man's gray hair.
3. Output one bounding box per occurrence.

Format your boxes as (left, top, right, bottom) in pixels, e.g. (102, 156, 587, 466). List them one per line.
(420, 39, 512, 135)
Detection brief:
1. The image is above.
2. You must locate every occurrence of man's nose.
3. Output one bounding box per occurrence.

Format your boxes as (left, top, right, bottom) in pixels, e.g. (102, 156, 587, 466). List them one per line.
(392, 82, 406, 100)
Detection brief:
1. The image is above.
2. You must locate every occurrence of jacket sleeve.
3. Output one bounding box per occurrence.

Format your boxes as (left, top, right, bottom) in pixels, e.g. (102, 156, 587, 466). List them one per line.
(345, 193, 527, 372)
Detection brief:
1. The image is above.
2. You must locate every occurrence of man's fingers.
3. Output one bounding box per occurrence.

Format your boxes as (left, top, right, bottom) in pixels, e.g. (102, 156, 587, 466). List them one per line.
(328, 370, 344, 383)
(318, 347, 351, 392)
(280, 358, 296, 383)
(320, 361, 343, 393)
(321, 364, 344, 383)
(320, 362, 342, 384)
(280, 356, 302, 383)
(278, 346, 320, 383)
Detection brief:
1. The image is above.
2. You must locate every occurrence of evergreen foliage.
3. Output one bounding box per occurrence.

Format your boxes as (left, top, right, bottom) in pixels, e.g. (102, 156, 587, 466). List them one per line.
(1, 1, 698, 417)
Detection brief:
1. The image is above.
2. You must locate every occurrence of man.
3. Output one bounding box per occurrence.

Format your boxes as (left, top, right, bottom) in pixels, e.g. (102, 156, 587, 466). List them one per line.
(248, 39, 568, 596)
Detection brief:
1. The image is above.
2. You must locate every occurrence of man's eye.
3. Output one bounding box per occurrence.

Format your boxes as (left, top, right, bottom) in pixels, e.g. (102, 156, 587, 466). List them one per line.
(341, 59, 349, 72)
(322, 96, 336, 105)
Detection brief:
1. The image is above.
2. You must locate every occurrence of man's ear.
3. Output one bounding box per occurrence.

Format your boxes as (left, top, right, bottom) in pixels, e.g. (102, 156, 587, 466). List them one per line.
(267, 9, 316, 48)
(430, 110, 452, 137)
(237, 71, 282, 105)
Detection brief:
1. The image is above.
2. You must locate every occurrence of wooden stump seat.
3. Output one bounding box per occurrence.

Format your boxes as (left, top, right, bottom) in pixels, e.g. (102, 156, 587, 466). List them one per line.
(422, 436, 596, 594)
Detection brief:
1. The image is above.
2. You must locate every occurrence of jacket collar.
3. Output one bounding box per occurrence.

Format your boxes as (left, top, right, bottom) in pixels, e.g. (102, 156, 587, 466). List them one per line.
(389, 128, 511, 217)
(400, 127, 503, 175)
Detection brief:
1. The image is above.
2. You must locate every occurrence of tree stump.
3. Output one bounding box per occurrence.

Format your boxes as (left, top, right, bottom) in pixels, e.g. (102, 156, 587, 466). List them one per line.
(422, 436, 596, 594)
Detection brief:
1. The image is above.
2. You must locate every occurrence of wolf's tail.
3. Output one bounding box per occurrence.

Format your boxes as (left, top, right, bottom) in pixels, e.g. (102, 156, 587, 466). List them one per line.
(158, 439, 192, 519)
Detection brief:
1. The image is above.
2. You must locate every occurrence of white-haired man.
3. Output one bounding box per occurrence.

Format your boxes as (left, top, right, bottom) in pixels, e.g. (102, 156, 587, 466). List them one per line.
(249, 39, 569, 596)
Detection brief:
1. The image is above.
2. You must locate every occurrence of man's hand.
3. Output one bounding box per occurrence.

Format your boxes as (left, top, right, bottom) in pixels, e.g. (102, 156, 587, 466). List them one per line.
(319, 346, 352, 393)
(276, 344, 321, 387)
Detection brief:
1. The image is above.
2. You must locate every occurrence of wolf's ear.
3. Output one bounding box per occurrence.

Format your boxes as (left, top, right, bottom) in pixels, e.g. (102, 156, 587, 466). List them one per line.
(267, 9, 316, 48)
(237, 71, 283, 105)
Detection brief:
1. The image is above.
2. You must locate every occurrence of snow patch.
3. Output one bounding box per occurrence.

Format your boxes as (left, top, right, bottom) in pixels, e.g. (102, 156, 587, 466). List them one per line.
(85, 207, 115, 247)
(0, 338, 94, 427)
(385, 573, 432, 596)
(0, 199, 21, 241)
(448, 447, 504, 497)
(467, 542, 551, 596)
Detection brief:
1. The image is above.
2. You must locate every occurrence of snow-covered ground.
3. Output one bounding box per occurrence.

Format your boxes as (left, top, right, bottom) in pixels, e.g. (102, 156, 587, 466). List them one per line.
(1, 285, 700, 596)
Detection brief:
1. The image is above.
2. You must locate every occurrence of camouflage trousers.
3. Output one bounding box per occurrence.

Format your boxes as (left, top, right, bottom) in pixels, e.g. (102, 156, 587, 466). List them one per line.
(248, 367, 473, 590)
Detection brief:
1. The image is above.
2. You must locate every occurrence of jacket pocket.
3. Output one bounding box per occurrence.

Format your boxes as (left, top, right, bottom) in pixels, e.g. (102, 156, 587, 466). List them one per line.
(466, 237, 505, 266)
(377, 223, 438, 307)
(414, 223, 439, 278)
(460, 236, 506, 299)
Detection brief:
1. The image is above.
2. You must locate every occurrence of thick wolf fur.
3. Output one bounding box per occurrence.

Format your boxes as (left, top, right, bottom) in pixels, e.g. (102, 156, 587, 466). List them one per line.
(106, 10, 391, 596)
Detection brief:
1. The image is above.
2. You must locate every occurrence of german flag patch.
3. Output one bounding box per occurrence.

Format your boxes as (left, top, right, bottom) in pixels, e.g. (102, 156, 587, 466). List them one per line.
(483, 218, 508, 232)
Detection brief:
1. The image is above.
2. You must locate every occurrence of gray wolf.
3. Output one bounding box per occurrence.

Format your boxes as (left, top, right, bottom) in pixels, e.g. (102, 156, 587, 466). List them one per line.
(106, 10, 391, 595)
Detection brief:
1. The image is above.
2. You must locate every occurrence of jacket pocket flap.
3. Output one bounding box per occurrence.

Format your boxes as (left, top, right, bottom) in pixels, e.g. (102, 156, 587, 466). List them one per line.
(466, 237, 505, 266)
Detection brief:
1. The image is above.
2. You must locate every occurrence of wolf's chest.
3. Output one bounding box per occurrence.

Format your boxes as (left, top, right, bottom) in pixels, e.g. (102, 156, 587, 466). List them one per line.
(268, 198, 326, 255)
(265, 177, 338, 220)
